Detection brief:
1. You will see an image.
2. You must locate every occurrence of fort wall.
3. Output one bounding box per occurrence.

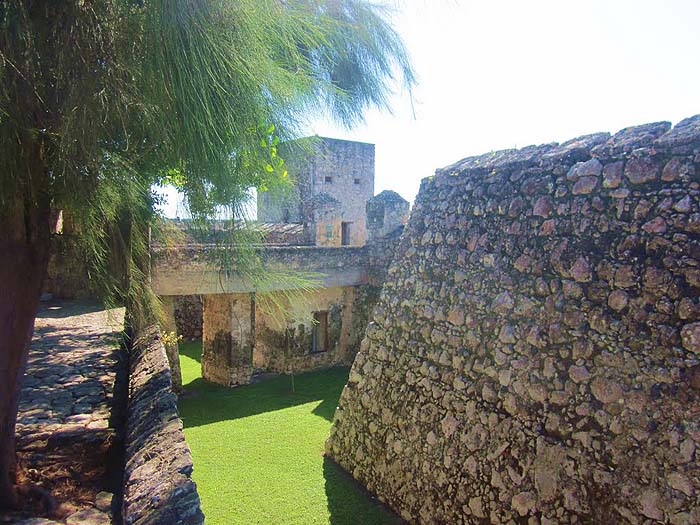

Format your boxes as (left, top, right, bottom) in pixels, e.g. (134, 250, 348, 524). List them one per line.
(326, 117, 700, 524)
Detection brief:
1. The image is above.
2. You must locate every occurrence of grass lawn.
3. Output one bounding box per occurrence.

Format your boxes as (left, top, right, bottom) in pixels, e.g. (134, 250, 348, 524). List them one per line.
(177, 341, 403, 525)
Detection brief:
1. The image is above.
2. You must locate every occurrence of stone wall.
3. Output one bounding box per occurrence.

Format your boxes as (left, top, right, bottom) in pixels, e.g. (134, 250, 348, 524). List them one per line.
(326, 117, 700, 525)
(367, 190, 410, 242)
(43, 233, 97, 299)
(174, 295, 203, 341)
(367, 226, 405, 287)
(123, 325, 204, 525)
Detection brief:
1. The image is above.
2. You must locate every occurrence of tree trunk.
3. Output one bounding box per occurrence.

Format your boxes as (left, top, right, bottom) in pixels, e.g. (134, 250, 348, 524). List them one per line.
(0, 180, 51, 509)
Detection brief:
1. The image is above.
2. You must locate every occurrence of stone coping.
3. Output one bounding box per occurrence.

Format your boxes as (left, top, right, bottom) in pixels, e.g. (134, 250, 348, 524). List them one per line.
(122, 325, 204, 525)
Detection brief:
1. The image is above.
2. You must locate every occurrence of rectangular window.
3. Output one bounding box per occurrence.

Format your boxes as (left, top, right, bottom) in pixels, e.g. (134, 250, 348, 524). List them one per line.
(354, 178, 361, 185)
(325, 176, 333, 183)
(311, 311, 329, 353)
(341, 222, 351, 246)
(325, 223, 333, 239)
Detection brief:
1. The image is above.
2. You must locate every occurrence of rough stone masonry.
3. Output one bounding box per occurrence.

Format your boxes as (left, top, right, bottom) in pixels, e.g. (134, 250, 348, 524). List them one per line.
(326, 117, 700, 524)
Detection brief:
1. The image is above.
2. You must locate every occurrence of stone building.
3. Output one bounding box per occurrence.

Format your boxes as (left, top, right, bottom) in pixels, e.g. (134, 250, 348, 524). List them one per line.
(258, 137, 376, 246)
(154, 138, 409, 388)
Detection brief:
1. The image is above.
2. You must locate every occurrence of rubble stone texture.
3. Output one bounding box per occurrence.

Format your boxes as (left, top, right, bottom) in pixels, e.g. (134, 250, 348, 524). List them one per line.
(326, 117, 700, 525)
(173, 295, 203, 341)
(15, 301, 124, 524)
(123, 325, 204, 525)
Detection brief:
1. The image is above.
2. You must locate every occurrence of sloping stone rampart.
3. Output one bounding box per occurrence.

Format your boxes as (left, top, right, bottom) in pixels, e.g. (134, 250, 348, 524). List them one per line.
(326, 117, 700, 524)
(123, 325, 204, 525)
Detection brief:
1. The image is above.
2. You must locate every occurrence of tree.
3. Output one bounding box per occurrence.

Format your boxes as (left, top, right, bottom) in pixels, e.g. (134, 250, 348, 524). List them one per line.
(0, 0, 413, 509)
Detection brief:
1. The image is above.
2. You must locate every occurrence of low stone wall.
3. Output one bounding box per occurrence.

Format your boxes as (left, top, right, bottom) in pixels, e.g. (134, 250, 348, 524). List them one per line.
(123, 325, 204, 525)
(327, 117, 700, 524)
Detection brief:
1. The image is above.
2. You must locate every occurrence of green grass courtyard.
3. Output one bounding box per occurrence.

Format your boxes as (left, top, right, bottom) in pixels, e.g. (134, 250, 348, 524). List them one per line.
(177, 341, 402, 525)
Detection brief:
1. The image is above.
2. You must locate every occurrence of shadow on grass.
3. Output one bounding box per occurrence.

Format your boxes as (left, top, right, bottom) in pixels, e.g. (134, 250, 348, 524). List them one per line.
(178, 340, 348, 427)
(178, 355, 349, 428)
(177, 341, 403, 524)
(179, 340, 203, 364)
(323, 457, 405, 525)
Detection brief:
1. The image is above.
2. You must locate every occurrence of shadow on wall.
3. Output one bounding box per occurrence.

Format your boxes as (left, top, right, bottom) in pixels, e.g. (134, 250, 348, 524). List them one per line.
(322, 457, 405, 525)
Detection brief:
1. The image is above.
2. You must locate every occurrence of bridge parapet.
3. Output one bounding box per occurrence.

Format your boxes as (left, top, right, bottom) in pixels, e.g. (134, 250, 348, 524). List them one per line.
(151, 244, 369, 296)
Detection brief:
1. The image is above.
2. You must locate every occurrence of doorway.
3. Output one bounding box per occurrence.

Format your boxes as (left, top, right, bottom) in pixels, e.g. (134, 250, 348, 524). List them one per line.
(341, 222, 351, 246)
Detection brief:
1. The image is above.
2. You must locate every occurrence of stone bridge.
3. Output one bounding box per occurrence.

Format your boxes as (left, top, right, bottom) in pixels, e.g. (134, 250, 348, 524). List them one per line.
(150, 243, 375, 388)
(151, 244, 369, 296)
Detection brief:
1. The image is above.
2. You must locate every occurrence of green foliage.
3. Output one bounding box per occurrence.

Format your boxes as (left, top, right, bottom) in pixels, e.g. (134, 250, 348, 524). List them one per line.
(178, 343, 402, 525)
(161, 330, 183, 348)
(0, 0, 413, 322)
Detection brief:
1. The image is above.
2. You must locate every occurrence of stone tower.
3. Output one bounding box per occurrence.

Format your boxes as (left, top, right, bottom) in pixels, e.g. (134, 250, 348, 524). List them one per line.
(257, 137, 375, 246)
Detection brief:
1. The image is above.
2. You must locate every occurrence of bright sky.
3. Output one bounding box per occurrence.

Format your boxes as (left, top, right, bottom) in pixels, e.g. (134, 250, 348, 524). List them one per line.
(160, 0, 700, 216)
(309, 0, 700, 204)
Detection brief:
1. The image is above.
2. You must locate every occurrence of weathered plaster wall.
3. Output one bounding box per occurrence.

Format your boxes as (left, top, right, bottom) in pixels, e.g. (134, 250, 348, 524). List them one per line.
(306, 138, 374, 245)
(327, 117, 700, 525)
(255, 286, 357, 373)
(313, 198, 344, 247)
(123, 325, 204, 525)
(201, 293, 254, 386)
(152, 245, 369, 296)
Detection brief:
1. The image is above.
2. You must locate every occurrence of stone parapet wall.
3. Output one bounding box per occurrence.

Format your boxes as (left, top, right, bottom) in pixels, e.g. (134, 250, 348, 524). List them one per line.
(123, 325, 204, 525)
(152, 245, 369, 296)
(327, 117, 700, 524)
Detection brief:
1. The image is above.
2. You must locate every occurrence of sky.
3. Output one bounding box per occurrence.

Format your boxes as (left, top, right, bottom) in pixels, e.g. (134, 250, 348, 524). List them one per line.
(160, 0, 700, 217)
